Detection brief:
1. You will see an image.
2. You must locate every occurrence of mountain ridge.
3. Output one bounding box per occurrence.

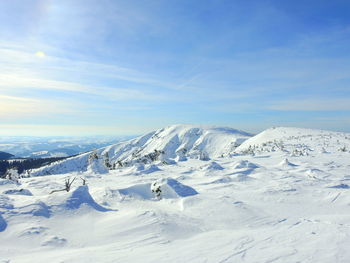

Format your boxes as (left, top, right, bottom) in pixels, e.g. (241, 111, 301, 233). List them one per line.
(29, 125, 350, 176)
(235, 126, 350, 155)
(29, 124, 252, 176)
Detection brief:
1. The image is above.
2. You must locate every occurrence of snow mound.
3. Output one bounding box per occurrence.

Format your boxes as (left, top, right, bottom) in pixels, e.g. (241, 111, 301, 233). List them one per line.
(124, 164, 161, 175)
(87, 158, 109, 174)
(117, 178, 198, 200)
(304, 168, 328, 180)
(31, 124, 252, 176)
(41, 236, 67, 247)
(201, 161, 224, 171)
(175, 155, 187, 162)
(329, 184, 349, 189)
(20, 226, 48, 237)
(278, 158, 297, 167)
(123, 163, 146, 174)
(0, 195, 13, 209)
(153, 178, 198, 198)
(117, 183, 154, 200)
(208, 177, 232, 184)
(143, 164, 161, 174)
(233, 160, 259, 169)
(0, 213, 7, 232)
(3, 189, 33, 196)
(20, 201, 51, 218)
(0, 179, 18, 185)
(64, 186, 111, 212)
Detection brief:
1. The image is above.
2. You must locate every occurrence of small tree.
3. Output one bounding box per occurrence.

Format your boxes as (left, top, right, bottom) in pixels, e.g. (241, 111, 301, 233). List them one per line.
(5, 168, 20, 183)
(199, 151, 210, 161)
(151, 182, 162, 200)
(88, 150, 99, 164)
(104, 152, 111, 169)
(116, 160, 123, 168)
(23, 170, 31, 178)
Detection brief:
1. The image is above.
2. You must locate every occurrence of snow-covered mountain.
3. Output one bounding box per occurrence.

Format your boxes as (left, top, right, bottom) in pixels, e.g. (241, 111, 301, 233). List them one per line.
(1, 125, 350, 262)
(30, 125, 252, 176)
(235, 126, 350, 155)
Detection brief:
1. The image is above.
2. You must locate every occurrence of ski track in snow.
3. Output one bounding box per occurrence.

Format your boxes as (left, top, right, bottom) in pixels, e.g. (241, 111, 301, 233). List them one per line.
(1, 125, 350, 262)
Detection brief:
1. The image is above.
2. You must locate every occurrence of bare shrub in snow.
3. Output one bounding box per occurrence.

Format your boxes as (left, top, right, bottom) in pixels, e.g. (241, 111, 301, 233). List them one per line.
(50, 177, 76, 194)
(81, 177, 87, 185)
(338, 146, 347, 152)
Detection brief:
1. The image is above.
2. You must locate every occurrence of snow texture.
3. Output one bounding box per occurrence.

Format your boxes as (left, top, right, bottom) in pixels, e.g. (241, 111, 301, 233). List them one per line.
(64, 186, 111, 212)
(1, 125, 350, 262)
(3, 189, 33, 196)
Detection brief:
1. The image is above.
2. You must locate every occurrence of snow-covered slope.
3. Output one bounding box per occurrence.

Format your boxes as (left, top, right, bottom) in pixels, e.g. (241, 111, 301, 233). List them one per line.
(235, 126, 350, 155)
(30, 125, 252, 176)
(1, 125, 350, 262)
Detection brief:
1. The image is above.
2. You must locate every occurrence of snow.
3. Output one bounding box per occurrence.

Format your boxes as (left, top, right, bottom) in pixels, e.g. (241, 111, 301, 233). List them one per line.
(1, 125, 350, 262)
(151, 178, 198, 198)
(235, 126, 350, 155)
(29, 124, 252, 176)
(278, 158, 297, 167)
(64, 186, 111, 212)
(0, 214, 6, 232)
(3, 189, 33, 196)
(232, 160, 259, 169)
(87, 157, 109, 174)
(200, 161, 224, 171)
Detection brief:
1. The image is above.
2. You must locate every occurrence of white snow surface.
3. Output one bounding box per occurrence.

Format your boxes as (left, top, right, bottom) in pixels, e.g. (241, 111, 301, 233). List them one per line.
(1, 125, 350, 262)
(236, 126, 350, 154)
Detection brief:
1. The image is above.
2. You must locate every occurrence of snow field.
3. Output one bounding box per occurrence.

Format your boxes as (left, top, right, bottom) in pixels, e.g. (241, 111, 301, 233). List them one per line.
(1, 125, 350, 262)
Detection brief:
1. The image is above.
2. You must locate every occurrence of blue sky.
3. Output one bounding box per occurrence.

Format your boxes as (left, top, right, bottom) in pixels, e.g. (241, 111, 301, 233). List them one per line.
(0, 0, 350, 135)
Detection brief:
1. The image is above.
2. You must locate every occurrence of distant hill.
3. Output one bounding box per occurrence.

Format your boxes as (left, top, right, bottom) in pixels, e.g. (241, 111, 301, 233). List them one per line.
(235, 126, 350, 155)
(30, 124, 253, 176)
(0, 135, 133, 158)
(0, 151, 14, 160)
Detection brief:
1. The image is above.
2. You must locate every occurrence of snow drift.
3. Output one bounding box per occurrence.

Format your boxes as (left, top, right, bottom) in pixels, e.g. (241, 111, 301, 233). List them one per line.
(115, 178, 198, 200)
(64, 186, 111, 212)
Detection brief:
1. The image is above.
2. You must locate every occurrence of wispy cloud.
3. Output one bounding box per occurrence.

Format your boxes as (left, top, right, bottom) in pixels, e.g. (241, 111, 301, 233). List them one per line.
(0, 45, 153, 82)
(0, 72, 165, 101)
(0, 94, 79, 119)
(0, 124, 151, 136)
(268, 98, 350, 111)
(0, 45, 194, 102)
(1, 1, 350, 134)
(0, 95, 38, 102)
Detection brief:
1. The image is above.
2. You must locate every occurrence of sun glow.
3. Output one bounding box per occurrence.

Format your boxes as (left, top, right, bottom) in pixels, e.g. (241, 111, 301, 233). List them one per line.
(35, 51, 46, 58)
